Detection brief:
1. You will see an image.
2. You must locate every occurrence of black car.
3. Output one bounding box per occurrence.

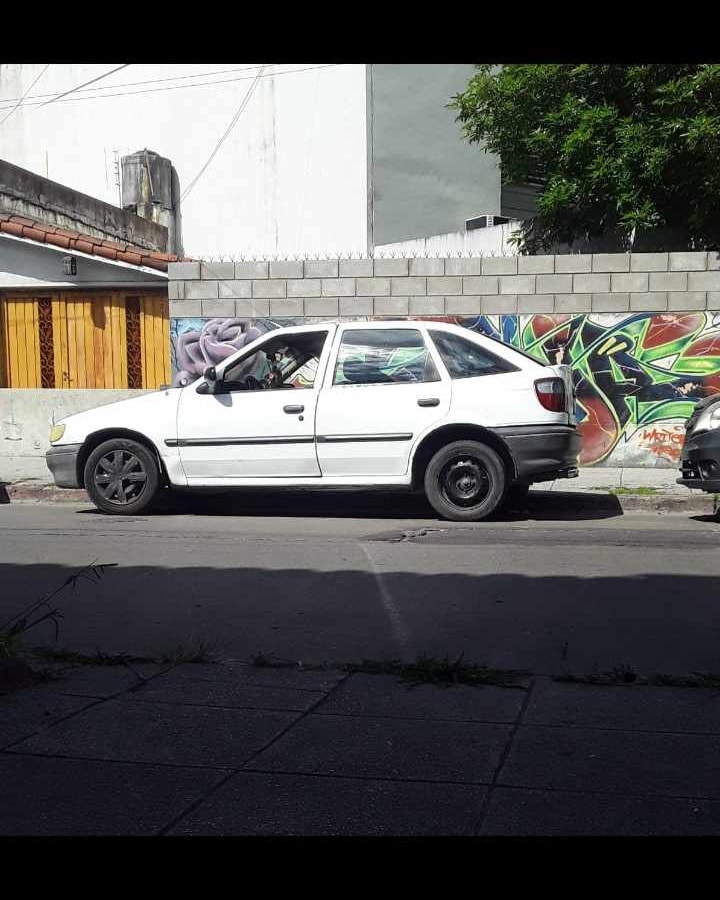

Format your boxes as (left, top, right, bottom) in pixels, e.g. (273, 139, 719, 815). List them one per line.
(677, 394, 720, 493)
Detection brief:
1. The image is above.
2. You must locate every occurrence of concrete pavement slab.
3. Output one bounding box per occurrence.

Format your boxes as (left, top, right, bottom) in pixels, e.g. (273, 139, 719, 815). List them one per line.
(9, 698, 300, 768)
(526, 679, 720, 733)
(315, 673, 524, 723)
(0, 753, 229, 835)
(129, 673, 327, 713)
(0, 686, 96, 749)
(478, 787, 720, 835)
(170, 771, 488, 836)
(498, 725, 720, 799)
(37, 664, 173, 698)
(247, 713, 510, 783)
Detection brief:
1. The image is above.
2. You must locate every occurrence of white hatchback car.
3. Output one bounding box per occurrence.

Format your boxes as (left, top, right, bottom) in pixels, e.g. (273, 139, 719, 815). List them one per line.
(46, 320, 580, 521)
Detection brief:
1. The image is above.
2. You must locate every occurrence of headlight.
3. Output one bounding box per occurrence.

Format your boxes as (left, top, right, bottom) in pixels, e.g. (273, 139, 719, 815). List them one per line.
(49, 424, 66, 443)
(694, 402, 720, 433)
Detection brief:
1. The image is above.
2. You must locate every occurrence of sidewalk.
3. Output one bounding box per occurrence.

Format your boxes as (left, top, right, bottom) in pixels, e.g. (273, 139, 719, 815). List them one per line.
(2, 659, 720, 835)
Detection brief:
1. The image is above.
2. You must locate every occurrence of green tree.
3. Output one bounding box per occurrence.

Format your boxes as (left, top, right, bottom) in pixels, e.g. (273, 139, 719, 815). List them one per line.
(451, 65, 720, 253)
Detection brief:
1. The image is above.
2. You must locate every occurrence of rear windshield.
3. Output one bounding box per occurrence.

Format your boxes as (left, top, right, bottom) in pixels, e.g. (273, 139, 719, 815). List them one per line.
(481, 331, 546, 367)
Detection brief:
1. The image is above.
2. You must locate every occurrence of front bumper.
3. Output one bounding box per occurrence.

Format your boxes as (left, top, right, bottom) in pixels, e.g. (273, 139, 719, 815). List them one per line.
(677, 429, 720, 493)
(493, 425, 581, 483)
(46, 444, 82, 488)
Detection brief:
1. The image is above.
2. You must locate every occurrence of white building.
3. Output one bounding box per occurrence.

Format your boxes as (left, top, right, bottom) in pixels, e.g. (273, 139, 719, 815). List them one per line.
(0, 63, 504, 259)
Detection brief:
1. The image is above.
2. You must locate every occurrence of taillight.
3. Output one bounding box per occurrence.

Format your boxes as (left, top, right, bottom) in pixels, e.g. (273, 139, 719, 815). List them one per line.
(534, 377, 566, 412)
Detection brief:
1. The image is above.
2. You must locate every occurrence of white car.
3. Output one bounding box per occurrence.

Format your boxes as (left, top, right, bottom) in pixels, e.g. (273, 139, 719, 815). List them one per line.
(46, 320, 580, 521)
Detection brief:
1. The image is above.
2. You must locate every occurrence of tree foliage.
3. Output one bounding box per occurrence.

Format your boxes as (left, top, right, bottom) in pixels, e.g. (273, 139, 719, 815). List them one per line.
(451, 65, 720, 253)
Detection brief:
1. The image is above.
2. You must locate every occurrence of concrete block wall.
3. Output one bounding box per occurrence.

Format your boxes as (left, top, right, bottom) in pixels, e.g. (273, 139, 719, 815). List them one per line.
(168, 252, 720, 317)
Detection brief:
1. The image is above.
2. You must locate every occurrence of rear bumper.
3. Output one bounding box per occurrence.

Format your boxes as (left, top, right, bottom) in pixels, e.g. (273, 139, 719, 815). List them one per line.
(494, 425, 581, 483)
(677, 429, 720, 493)
(46, 444, 82, 488)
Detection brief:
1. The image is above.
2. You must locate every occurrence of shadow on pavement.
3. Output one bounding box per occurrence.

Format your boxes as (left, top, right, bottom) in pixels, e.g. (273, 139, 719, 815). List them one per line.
(0, 562, 717, 675)
(73, 488, 624, 522)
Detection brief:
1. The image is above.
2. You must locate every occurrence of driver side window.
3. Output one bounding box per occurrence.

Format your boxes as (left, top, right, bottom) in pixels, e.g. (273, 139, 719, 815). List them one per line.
(222, 331, 328, 393)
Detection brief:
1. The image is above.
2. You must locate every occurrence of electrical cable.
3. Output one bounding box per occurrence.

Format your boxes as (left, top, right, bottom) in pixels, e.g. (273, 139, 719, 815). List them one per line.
(0, 64, 50, 126)
(36, 64, 130, 108)
(0, 64, 338, 110)
(0, 64, 274, 105)
(180, 66, 267, 203)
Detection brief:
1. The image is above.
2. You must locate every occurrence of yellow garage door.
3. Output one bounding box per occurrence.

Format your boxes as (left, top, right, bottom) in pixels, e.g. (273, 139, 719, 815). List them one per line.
(0, 293, 170, 389)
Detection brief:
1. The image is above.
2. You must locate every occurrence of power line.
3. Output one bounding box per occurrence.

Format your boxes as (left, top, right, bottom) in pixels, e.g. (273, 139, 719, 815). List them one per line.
(181, 66, 267, 204)
(0, 64, 50, 127)
(36, 64, 130, 108)
(0, 64, 339, 110)
(0, 64, 273, 105)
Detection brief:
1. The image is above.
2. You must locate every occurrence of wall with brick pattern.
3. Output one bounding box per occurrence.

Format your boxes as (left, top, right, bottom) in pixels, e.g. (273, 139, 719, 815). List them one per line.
(168, 252, 720, 318)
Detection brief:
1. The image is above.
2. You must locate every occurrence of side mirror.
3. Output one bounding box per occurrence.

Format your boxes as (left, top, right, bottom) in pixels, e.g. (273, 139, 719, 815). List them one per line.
(203, 366, 217, 382)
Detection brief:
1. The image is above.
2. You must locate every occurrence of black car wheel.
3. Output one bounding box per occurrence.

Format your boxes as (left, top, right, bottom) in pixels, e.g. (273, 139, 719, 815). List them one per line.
(424, 440, 506, 522)
(84, 438, 160, 515)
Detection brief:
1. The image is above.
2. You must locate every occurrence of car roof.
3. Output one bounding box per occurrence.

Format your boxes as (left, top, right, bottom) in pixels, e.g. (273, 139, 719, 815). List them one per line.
(307, 319, 469, 331)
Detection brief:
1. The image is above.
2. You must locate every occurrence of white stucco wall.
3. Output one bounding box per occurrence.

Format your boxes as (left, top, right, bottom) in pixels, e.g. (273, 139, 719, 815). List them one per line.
(375, 222, 522, 257)
(0, 64, 368, 259)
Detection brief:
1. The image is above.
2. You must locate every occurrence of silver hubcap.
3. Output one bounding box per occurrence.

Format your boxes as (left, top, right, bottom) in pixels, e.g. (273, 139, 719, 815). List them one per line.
(94, 449, 147, 505)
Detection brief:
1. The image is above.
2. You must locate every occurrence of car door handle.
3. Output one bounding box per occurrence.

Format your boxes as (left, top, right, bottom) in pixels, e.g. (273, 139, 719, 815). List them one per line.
(417, 398, 440, 407)
(283, 404, 305, 414)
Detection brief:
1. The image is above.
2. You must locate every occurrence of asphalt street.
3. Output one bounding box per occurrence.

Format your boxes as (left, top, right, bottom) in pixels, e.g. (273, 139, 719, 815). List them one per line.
(1, 490, 720, 677)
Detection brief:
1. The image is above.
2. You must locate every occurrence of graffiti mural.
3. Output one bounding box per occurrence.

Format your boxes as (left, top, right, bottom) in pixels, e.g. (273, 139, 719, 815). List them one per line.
(457, 312, 720, 466)
(171, 318, 281, 386)
(170, 312, 720, 467)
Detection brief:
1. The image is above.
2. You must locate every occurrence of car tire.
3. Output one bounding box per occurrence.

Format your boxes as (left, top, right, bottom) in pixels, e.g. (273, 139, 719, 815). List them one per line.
(424, 440, 506, 522)
(84, 438, 160, 515)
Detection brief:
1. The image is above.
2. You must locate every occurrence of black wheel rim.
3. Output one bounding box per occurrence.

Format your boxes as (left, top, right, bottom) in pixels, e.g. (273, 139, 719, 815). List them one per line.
(439, 456, 491, 508)
(93, 449, 148, 505)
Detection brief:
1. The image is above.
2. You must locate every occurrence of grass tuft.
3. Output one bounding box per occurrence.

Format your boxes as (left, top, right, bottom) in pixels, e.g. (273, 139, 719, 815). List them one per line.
(343, 654, 528, 689)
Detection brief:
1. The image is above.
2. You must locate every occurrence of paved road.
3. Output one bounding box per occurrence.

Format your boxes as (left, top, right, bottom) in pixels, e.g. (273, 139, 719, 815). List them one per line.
(1, 491, 719, 676)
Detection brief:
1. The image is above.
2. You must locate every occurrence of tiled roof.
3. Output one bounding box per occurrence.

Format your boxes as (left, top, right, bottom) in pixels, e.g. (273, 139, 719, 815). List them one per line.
(0, 213, 188, 272)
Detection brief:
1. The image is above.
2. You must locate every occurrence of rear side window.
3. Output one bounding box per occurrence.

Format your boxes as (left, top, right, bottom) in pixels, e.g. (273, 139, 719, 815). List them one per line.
(429, 330, 518, 379)
(334, 328, 440, 385)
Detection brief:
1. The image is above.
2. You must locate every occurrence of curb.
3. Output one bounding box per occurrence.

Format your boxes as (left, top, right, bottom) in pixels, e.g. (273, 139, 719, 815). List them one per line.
(1, 481, 717, 516)
(1, 482, 89, 504)
(531, 488, 717, 516)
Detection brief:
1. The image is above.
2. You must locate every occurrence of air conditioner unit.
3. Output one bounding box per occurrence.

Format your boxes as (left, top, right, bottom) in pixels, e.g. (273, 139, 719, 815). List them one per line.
(465, 215, 510, 231)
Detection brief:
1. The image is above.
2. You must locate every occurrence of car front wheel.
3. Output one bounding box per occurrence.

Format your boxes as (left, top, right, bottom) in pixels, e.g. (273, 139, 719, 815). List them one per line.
(83, 438, 160, 515)
(424, 440, 506, 522)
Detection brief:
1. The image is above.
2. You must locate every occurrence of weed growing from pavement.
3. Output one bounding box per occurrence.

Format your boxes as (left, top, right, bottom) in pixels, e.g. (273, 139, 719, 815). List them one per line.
(0, 561, 116, 663)
(252, 651, 527, 686)
(610, 486, 659, 495)
(159, 640, 216, 665)
(345, 654, 529, 688)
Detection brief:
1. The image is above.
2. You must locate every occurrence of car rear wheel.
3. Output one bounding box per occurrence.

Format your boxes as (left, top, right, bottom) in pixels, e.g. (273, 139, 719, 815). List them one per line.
(83, 438, 160, 515)
(424, 440, 506, 522)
